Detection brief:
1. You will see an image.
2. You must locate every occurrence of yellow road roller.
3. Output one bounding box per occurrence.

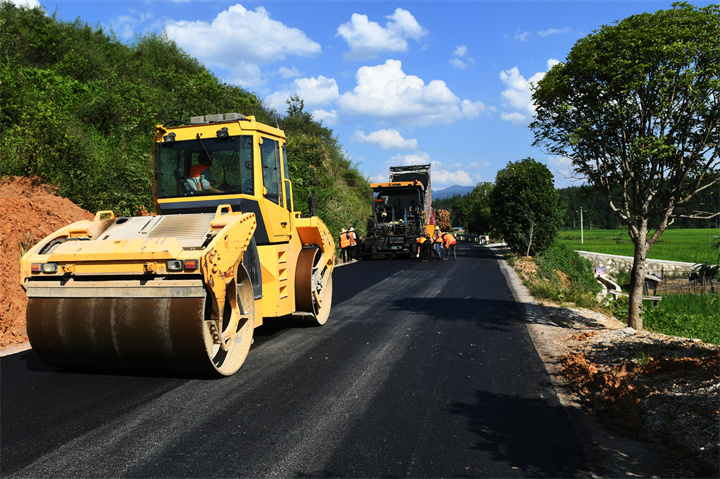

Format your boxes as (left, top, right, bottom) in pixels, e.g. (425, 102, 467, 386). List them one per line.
(19, 113, 335, 376)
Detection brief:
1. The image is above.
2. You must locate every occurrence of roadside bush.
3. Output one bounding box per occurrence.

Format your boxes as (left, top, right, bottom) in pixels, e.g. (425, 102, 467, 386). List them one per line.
(529, 242, 602, 308)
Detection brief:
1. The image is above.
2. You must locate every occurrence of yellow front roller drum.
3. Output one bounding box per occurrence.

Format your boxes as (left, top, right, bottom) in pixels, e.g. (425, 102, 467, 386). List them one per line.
(25, 271, 255, 376)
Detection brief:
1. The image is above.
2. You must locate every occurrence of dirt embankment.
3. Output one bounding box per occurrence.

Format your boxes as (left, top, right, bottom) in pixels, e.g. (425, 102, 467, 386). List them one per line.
(0, 176, 94, 348)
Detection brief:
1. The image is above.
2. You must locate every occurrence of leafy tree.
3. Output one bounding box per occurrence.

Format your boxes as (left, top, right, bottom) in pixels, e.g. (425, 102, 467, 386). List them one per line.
(557, 182, 720, 229)
(531, 2, 720, 330)
(466, 182, 493, 235)
(489, 158, 562, 256)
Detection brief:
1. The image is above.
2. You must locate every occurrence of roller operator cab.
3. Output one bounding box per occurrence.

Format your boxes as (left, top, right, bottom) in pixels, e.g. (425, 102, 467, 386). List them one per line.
(20, 113, 335, 376)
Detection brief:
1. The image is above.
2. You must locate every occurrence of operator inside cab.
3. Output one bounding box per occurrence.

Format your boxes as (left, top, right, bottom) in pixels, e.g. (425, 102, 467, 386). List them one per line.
(188, 151, 223, 194)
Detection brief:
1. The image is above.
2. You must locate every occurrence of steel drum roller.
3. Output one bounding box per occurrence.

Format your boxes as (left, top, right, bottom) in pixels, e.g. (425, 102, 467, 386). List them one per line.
(26, 269, 255, 376)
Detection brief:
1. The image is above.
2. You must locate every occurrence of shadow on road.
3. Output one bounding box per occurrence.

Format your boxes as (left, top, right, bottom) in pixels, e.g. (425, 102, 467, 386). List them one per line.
(449, 389, 588, 478)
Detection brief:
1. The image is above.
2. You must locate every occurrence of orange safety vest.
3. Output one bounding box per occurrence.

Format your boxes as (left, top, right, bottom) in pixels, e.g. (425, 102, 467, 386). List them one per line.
(417, 236, 427, 244)
(443, 233, 456, 247)
(434, 234, 444, 243)
(339, 233, 351, 249)
(188, 164, 209, 191)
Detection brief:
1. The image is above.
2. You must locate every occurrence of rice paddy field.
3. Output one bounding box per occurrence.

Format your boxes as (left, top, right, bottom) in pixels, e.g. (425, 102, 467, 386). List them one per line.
(558, 227, 720, 264)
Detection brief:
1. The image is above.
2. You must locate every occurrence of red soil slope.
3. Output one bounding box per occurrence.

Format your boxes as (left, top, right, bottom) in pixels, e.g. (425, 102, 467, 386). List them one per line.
(0, 176, 94, 348)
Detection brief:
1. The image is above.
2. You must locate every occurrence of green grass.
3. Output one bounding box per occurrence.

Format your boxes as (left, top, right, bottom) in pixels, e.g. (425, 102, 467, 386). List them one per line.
(644, 294, 720, 345)
(558, 228, 719, 264)
(608, 293, 720, 345)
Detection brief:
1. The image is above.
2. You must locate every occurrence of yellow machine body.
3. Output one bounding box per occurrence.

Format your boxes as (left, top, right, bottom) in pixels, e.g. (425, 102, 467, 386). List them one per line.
(20, 113, 335, 376)
(361, 164, 433, 259)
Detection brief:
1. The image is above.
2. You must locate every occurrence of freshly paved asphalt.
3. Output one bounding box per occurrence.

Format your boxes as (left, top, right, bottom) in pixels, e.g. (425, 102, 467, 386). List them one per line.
(1, 243, 589, 478)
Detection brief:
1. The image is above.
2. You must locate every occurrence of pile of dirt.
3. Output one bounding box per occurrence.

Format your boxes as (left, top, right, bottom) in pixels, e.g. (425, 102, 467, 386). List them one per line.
(560, 325, 719, 476)
(0, 176, 94, 348)
(531, 299, 720, 478)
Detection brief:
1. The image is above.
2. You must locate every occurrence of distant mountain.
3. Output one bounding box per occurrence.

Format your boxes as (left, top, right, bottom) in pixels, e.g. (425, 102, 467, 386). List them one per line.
(432, 185, 474, 200)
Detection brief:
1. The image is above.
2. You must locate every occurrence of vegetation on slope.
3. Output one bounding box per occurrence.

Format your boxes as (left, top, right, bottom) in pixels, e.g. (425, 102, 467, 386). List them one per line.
(0, 4, 370, 239)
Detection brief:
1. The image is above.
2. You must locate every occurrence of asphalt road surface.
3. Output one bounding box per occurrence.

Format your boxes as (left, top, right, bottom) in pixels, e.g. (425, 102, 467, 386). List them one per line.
(1, 243, 589, 478)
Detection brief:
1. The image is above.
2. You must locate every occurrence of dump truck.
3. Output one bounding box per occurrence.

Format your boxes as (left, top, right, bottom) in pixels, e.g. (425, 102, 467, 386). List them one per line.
(19, 113, 335, 376)
(360, 164, 434, 258)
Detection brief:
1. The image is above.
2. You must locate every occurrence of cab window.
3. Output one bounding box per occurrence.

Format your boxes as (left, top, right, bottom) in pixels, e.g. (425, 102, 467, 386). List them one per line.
(156, 135, 254, 197)
(282, 144, 291, 212)
(260, 138, 282, 206)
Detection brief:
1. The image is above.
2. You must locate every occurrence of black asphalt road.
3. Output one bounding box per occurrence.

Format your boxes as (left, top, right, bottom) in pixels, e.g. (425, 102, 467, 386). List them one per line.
(1, 243, 588, 478)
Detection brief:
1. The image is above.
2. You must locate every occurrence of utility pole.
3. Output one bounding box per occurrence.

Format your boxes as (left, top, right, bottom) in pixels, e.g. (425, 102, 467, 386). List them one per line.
(580, 206, 584, 244)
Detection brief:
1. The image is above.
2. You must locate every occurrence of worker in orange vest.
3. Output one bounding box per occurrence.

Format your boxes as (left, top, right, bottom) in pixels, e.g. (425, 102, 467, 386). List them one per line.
(339, 228, 350, 262)
(416, 235, 426, 259)
(188, 151, 223, 193)
(417, 234, 434, 262)
(442, 232, 457, 260)
(347, 227, 357, 261)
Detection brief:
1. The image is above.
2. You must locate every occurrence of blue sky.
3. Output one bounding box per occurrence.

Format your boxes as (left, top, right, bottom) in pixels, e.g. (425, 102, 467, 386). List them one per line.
(10, 0, 714, 190)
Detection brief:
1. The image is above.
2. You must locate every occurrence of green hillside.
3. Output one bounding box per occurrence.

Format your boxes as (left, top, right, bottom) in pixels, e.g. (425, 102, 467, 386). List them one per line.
(0, 3, 370, 238)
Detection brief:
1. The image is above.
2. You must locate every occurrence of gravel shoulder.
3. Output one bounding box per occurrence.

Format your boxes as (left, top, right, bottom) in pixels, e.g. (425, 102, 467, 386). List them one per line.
(497, 246, 720, 478)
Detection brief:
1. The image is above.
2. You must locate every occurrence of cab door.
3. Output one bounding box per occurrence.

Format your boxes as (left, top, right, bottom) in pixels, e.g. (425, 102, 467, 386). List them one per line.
(259, 136, 292, 240)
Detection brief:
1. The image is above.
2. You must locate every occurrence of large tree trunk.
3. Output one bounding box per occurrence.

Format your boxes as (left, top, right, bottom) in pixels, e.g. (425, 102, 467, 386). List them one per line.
(628, 224, 650, 331)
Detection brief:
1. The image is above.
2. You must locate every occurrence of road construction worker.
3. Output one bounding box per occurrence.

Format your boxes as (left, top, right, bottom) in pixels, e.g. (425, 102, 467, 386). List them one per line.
(442, 232, 457, 260)
(339, 228, 350, 262)
(416, 235, 426, 259)
(347, 227, 357, 261)
(350, 227, 361, 260)
(418, 234, 434, 262)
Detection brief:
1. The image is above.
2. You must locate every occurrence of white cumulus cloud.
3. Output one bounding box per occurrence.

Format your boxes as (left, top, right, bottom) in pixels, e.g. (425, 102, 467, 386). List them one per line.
(352, 129, 418, 150)
(278, 66, 300, 79)
(339, 59, 487, 125)
(429, 161, 474, 187)
(292, 76, 340, 106)
(311, 109, 339, 125)
(453, 45, 468, 57)
(499, 59, 559, 125)
(337, 8, 427, 60)
(265, 75, 339, 114)
(164, 4, 320, 88)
